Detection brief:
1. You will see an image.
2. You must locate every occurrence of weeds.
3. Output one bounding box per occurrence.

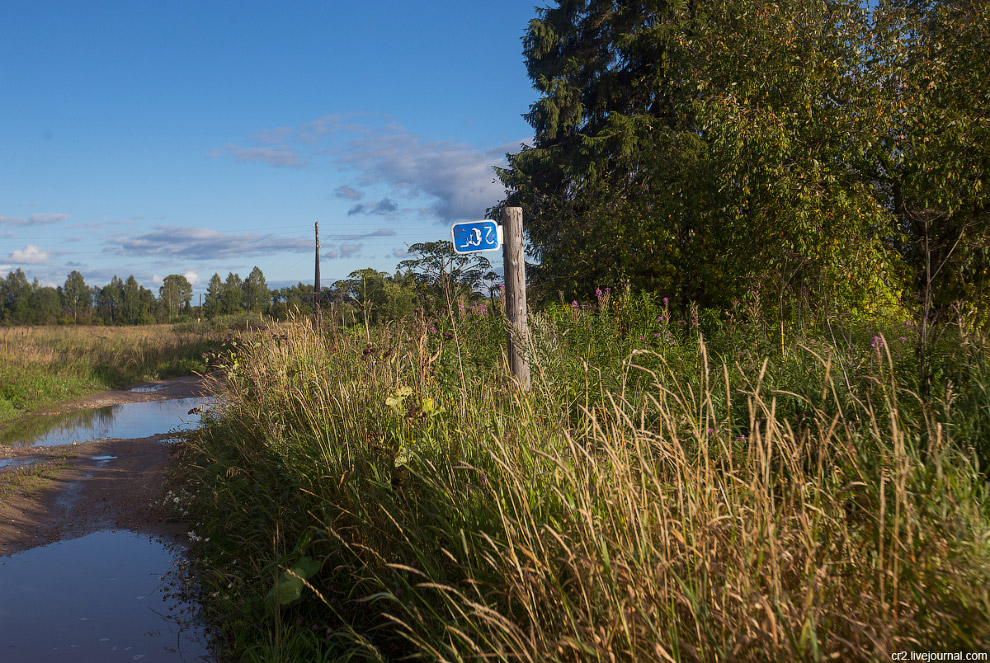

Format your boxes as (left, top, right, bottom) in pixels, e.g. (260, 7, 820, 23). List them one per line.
(0, 324, 233, 425)
(174, 298, 990, 661)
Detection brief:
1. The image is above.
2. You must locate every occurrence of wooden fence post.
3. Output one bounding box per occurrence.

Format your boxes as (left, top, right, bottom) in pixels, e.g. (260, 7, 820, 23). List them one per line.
(501, 207, 530, 391)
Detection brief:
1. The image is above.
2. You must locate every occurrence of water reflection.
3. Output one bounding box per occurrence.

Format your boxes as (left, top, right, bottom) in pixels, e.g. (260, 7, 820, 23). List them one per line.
(0, 530, 211, 662)
(0, 398, 212, 448)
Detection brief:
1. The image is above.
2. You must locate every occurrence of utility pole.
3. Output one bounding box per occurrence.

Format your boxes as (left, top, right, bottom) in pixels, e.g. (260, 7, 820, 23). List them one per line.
(314, 221, 322, 330)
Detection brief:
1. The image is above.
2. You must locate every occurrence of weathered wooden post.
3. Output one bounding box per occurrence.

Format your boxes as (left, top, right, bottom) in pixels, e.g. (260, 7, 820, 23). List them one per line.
(314, 221, 322, 330)
(501, 207, 530, 391)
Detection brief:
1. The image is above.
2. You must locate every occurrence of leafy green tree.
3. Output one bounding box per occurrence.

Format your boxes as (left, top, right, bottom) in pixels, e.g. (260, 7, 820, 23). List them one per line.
(2, 269, 32, 323)
(497, 0, 906, 314)
(29, 286, 61, 324)
(273, 283, 317, 320)
(97, 276, 124, 324)
(877, 0, 990, 394)
(334, 269, 391, 325)
(60, 270, 90, 322)
(397, 240, 497, 305)
(159, 274, 192, 322)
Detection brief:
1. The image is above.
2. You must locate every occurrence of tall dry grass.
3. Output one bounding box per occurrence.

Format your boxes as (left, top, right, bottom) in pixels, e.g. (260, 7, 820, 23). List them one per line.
(177, 311, 990, 662)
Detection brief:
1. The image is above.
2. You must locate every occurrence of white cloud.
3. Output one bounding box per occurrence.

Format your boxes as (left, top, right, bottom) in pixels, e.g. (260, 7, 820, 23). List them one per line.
(214, 114, 519, 223)
(8, 244, 49, 264)
(184, 270, 200, 285)
(152, 274, 164, 285)
(335, 132, 511, 222)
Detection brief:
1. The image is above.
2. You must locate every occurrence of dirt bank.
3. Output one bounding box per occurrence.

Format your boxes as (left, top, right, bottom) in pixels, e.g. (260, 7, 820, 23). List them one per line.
(0, 376, 209, 556)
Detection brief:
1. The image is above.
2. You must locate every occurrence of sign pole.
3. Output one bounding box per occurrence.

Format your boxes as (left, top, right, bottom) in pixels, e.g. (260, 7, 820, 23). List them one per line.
(501, 207, 530, 391)
(314, 221, 322, 330)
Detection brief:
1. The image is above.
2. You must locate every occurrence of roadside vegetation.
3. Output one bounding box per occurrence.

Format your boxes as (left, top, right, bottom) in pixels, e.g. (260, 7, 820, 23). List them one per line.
(0, 325, 231, 425)
(173, 292, 990, 662)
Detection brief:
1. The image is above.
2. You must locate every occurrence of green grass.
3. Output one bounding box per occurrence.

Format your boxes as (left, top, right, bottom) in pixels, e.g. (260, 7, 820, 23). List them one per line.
(172, 298, 990, 662)
(0, 324, 238, 427)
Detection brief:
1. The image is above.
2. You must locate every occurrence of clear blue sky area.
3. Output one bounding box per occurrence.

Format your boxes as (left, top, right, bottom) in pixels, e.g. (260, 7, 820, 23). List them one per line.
(0, 0, 541, 294)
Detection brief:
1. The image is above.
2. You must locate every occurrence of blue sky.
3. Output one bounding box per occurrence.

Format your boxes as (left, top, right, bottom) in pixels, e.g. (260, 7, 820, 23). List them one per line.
(0, 1, 540, 296)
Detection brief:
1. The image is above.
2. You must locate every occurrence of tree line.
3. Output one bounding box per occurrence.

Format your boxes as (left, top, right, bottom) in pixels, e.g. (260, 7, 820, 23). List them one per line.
(0, 241, 495, 326)
(0, 268, 212, 325)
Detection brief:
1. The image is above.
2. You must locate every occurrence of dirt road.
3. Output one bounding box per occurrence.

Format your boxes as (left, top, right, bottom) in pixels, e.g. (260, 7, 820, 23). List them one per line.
(0, 376, 208, 556)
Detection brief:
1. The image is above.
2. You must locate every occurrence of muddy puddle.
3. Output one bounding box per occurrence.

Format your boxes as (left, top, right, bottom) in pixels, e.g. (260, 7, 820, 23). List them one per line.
(0, 530, 211, 662)
(0, 398, 212, 449)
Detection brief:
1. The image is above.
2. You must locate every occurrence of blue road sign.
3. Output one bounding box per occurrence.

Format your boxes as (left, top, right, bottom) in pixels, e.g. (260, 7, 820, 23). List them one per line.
(451, 220, 500, 254)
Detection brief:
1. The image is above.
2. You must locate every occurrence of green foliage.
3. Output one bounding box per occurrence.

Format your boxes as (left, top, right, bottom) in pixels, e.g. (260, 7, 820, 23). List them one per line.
(397, 240, 498, 302)
(497, 0, 987, 321)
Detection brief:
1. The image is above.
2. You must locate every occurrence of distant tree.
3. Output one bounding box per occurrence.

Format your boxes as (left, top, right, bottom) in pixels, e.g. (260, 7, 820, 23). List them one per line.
(122, 276, 149, 324)
(159, 274, 193, 322)
(220, 272, 244, 315)
(29, 285, 61, 324)
(97, 276, 124, 324)
(204, 273, 223, 319)
(2, 269, 32, 323)
(61, 270, 90, 322)
(242, 266, 269, 313)
(397, 240, 497, 305)
(334, 269, 391, 325)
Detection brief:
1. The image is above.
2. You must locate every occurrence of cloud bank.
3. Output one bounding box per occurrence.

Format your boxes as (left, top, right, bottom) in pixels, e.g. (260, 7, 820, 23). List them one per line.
(0, 213, 69, 226)
(212, 114, 519, 224)
(112, 226, 312, 259)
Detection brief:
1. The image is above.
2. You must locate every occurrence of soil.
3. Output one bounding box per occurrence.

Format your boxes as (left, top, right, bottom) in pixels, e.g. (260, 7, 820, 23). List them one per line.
(0, 376, 209, 556)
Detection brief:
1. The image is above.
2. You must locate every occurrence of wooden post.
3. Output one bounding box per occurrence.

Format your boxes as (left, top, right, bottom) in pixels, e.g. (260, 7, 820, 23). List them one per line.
(501, 207, 530, 391)
(314, 222, 322, 329)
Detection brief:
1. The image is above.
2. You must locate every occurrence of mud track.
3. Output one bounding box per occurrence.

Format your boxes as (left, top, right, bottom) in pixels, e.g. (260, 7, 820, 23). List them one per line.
(0, 376, 207, 556)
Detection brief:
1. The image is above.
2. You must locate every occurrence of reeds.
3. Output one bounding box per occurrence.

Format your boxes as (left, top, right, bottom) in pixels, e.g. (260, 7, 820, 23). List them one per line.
(179, 311, 990, 662)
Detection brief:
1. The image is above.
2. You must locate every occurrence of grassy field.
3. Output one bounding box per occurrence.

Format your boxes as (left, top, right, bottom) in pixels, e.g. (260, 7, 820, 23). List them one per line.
(173, 299, 990, 661)
(0, 324, 234, 425)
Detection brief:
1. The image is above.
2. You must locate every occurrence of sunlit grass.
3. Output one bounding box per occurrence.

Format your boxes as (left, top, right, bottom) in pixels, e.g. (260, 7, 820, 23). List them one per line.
(175, 305, 990, 662)
(0, 324, 233, 424)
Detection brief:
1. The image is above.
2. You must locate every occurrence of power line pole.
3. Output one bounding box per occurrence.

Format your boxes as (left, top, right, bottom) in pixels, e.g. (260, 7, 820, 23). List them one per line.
(314, 221, 322, 330)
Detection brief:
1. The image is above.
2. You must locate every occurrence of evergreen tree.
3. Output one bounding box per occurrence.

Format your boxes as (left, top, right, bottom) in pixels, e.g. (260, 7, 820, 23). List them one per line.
(122, 276, 145, 324)
(204, 273, 223, 319)
(221, 272, 244, 315)
(242, 266, 269, 313)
